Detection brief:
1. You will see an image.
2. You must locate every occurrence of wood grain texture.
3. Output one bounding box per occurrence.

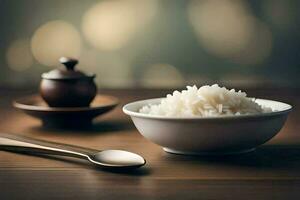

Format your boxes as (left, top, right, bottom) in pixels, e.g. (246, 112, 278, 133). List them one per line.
(0, 88, 299, 200)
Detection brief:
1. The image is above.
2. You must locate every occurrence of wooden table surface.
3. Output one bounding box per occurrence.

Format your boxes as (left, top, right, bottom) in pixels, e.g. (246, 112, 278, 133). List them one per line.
(0, 88, 299, 200)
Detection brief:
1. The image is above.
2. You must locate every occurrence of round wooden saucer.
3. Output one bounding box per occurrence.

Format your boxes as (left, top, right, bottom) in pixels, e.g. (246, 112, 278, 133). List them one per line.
(13, 94, 119, 127)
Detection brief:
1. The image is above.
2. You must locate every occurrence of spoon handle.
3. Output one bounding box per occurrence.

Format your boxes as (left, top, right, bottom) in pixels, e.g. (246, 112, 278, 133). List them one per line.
(0, 133, 91, 159)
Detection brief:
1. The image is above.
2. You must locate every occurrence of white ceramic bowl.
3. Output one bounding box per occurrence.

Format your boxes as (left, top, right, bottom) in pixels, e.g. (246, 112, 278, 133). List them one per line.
(123, 98, 292, 155)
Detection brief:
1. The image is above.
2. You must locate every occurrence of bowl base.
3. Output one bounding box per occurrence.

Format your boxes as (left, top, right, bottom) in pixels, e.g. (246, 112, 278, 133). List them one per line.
(163, 147, 256, 156)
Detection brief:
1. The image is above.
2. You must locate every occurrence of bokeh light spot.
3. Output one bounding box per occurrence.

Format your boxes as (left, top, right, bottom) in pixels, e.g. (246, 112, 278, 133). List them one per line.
(31, 20, 81, 67)
(6, 39, 33, 72)
(82, 0, 158, 51)
(231, 20, 273, 65)
(187, 0, 273, 65)
(78, 50, 134, 88)
(188, 0, 253, 57)
(141, 64, 184, 88)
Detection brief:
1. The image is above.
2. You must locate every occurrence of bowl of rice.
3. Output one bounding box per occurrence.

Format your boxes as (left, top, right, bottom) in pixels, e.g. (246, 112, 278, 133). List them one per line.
(123, 84, 292, 155)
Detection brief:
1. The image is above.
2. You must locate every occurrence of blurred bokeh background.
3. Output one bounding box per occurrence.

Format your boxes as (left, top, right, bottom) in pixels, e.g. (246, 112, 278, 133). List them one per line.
(0, 0, 299, 89)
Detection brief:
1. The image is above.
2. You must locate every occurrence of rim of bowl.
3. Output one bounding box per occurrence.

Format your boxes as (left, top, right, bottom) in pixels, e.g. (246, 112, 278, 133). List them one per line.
(123, 98, 292, 120)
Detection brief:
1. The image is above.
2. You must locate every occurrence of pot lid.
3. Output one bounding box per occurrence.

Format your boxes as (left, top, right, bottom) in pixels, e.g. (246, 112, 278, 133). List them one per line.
(42, 57, 95, 80)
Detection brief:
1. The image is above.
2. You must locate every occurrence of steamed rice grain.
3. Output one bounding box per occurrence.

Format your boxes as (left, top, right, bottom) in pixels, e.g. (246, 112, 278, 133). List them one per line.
(139, 84, 272, 117)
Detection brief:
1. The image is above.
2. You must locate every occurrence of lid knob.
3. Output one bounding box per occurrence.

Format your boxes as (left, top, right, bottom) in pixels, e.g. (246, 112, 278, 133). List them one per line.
(59, 57, 78, 71)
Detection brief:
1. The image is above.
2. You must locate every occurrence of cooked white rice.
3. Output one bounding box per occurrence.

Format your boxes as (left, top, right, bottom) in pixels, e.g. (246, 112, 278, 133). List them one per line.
(139, 84, 272, 117)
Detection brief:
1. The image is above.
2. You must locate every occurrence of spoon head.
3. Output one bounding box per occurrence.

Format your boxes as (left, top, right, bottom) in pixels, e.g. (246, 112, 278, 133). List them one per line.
(89, 150, 146, 168)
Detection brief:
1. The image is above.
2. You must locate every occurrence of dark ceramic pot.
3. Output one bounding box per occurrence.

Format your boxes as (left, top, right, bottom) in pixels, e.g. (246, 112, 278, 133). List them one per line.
(40, 57, 97, 107)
